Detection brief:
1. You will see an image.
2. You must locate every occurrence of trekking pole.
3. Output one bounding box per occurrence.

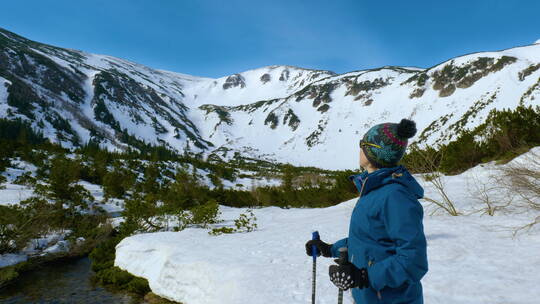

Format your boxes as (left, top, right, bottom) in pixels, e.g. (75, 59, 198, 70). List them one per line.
(311, 231, 320, 304)
(337, 247, 348, 304)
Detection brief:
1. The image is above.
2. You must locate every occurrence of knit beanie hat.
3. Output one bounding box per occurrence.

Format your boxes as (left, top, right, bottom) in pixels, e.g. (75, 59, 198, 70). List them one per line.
(360, 119, 417, 168)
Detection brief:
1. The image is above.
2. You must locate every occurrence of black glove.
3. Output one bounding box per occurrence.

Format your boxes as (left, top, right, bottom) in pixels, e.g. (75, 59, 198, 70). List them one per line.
(329, 261, 369, 290)
(305, 239, 333, 258)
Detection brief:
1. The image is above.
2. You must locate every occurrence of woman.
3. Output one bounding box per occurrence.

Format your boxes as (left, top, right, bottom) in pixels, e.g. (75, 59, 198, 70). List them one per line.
(306, 119, 428, 304)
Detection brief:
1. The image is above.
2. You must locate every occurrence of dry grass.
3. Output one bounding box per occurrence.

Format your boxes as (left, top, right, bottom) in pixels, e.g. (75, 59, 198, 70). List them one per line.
(494, 150, 540, 234)
(466, 171, 512, 216)
(408, 147, 460, 216)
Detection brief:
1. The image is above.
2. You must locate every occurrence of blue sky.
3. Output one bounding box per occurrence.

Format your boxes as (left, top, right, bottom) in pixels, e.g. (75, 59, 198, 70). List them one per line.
(1, 0, 539, 78)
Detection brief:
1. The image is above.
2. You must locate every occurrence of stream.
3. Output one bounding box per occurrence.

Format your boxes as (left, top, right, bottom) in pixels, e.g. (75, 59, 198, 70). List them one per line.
(0, 257, 143, 304)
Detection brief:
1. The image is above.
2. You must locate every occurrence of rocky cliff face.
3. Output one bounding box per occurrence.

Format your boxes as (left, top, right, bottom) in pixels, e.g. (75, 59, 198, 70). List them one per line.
(1, 27, 540, 169)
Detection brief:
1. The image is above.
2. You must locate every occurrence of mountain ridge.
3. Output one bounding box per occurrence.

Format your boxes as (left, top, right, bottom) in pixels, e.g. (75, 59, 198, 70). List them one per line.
(1, 27, 540, 169)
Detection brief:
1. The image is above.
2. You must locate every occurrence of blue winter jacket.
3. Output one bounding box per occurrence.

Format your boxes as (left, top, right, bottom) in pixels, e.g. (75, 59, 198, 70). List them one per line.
(331, 165, 428, 304)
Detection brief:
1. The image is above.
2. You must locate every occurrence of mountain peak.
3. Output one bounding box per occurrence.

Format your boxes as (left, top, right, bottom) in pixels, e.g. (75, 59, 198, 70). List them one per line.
(235, 65, 335, 75)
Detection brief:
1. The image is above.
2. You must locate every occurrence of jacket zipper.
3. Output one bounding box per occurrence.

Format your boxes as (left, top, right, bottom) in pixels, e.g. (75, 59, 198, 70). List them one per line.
(356, 177, 381, 299)
(356, 175, 384, 301)
(350, 177, 367, 267)
(358, 176, 368, 199)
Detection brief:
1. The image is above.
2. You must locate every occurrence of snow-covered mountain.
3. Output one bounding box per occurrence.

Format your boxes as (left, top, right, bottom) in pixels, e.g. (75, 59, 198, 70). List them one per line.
(1, 27, 540, 169)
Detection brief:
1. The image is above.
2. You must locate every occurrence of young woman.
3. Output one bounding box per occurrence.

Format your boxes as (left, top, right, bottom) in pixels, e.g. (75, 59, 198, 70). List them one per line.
(306, 119, 428, 304)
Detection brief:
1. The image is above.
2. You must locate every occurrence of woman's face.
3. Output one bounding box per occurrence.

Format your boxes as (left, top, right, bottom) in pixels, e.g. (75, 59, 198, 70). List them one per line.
(359, 148, 370, 170)
(359, 146, 379, 173)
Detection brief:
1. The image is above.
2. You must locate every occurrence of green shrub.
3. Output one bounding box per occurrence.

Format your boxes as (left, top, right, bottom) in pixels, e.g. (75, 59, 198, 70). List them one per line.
(234, 209, 257, 232)
(190, 200, 220, 228)
(0, 266, 19, 286)
(13, 171, 36, 186)
(404, 105, 540, 174)
(127, 276, 151, 294)
(208, 227, 236, 235)
(208, 209, 257, 235)
(102, 161, 136, 198)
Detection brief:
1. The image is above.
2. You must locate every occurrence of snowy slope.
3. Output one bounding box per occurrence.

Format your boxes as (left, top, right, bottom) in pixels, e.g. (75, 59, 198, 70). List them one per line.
(0, 76, 10, 114)
(115, 149, 540, 304)
(198, 46, 540, 169)
(0, 27, 335, 155)
(181, 65, 335, 107)
(2, 27, 540, 169)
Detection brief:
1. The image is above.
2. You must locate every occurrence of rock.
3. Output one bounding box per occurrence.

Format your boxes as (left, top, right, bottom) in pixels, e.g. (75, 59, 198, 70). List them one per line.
(223, 74, 246, 89)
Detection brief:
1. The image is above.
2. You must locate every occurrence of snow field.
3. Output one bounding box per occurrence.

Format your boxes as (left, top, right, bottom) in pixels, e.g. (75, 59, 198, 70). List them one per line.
(116, 203, 357, 304)
(423, 215, 539, 303)
(115, 152, 540, 304)
(115, 199, 540, 304)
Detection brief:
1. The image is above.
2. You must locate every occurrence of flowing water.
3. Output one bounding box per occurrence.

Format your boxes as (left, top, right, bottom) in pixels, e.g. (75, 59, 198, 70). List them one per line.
(0, 257, 142, 304)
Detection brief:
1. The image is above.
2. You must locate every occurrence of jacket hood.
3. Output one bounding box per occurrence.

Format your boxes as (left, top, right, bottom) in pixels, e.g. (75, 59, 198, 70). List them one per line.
(349, 165, 424, 199)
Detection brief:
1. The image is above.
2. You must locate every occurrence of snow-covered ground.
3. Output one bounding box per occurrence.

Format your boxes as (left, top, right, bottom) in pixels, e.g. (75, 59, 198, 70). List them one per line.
(0, 160, 118, 266)
(0, 160, 37, 206)
(0, 157, 283, 208)
(0, 156, 285, 267)
(0, 183, 35, 206)
(0, 160, 121, 213)
(115, 149, 540, 304)
(78, 181, 124, 213)
(0, 254, 27, 268)
(0, 232, 83, 268)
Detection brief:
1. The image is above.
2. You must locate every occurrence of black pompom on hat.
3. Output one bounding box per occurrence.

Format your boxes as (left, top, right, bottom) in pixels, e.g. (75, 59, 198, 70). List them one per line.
(397, 119, 417, 139)
(360, 119, 417, 168)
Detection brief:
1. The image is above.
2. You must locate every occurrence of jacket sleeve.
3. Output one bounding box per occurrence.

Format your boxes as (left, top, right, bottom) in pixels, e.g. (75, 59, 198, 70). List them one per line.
(367, 188, 428, 291)
(330, 238, 348, 258)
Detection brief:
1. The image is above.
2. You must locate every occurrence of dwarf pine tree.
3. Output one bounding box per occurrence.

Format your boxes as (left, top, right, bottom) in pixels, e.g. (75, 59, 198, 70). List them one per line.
(102, 160, 136, 199)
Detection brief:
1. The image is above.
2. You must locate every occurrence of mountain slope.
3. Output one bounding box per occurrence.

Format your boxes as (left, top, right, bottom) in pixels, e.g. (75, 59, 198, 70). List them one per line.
(200, 46, 540, 169)
(0, 27, 214, 151)
(1, 27, 540, 169)
(0, 27, 334, 155)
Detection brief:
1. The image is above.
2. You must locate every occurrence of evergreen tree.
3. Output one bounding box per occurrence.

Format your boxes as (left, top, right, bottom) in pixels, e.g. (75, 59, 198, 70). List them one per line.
(102, 161, 136, 198)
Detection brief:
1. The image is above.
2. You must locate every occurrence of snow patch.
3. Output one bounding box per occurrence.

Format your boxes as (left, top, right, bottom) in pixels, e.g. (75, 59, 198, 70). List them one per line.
(42, 240, 70, 254)
(0, 77, 11, 116)
(0, 184, 35, 206)
(0, 254, 28, 268)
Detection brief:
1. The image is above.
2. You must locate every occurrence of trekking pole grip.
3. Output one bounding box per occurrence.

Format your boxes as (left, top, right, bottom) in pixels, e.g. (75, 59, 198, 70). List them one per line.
(338, 247, 348, 264)
(337, 247, 348, 304)
(312, 231, 320, 261)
